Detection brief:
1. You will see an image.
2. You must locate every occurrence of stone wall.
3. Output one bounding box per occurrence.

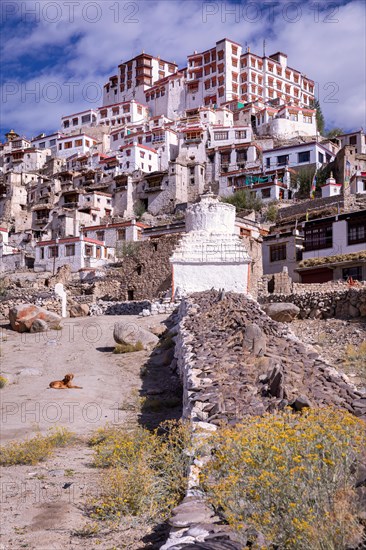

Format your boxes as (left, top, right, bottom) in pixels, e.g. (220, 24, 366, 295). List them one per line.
(93, 235, 180, 301)
(162, 290, 365, 549)
(261, 287, 366, 319)
(89, 299, 178, 316)
(277, 195, 344, 222)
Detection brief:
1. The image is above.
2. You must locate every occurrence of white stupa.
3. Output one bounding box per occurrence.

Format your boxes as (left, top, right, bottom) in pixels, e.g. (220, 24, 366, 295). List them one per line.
(170, 190, 251, 296)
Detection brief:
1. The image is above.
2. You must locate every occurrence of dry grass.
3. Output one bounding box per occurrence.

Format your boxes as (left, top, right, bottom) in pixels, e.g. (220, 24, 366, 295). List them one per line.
(299, 251, 366, 268)
(113, 341, 144, 354)
(200, 408, 366, 550)
(0, 427, 73, 466)
(88, 421, 190, 521)
(0, 375, 8, 388)
(343, 341, 366, 377)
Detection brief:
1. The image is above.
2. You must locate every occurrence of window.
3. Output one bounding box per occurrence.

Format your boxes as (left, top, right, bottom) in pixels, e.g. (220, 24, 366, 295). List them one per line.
(235, 130, 247, 139)
(96, 231, 105, 241)
(82, 114, 91, 123)
(342, 266, 362, 281)
(262, 188, 271, 198)
(117, 228, 126, 241)
(214, 131, 229, 140)
(298, 151, 310, 163)
(270, 243, 286, 262)
(113, 134, 118, 141)
(48, 246, 59, 258)
(85, 245, 93, 257)
(65, 244, 75, 256)
(63, 120, 69, 128)
(304, 224, 333, 251)
(126, 149, 131, 156)
(40, 247, 44, 259)
(39, 142, 45, 149)
(266, 157, 271, 168)
(303, 115, 312, 123)
(348, 220, 366, 244)
(64, 141, 72, 149)
(318, 152, 324, 164)
(349, 135, 357, 145)
(49, 139, 56, 146)
(236, 150, 247, 163)
(277, 154, 289, 166)
(72, 118, 78, 126)
(75, 139, 83, 147)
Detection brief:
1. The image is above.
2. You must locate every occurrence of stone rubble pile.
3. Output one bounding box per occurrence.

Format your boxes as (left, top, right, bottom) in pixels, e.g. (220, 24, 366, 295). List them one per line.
(162, 290, 366, 549)
(262, 288, 366, 319)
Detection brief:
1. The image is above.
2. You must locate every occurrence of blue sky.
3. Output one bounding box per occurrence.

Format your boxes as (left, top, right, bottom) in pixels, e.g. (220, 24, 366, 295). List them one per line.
(1, 0, 365, 139)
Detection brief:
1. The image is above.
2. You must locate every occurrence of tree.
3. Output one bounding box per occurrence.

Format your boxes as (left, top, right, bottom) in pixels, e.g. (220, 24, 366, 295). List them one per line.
(265, 203, 278, 223)
(326, 127, 344, 139)
(310, 98, 325, 135)
(293, 166, 315, 198)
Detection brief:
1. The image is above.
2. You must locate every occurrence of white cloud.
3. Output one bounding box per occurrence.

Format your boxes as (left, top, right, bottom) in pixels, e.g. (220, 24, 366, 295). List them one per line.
(1, 0, 365, 137)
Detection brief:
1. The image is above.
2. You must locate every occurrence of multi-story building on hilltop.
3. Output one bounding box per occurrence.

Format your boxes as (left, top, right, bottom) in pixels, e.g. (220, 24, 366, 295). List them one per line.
(240, 50, 314, 107)
(103, 53, 178, 106)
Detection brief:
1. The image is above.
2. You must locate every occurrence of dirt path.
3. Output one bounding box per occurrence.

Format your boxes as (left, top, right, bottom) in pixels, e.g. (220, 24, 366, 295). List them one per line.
(0, 314, 181, 550)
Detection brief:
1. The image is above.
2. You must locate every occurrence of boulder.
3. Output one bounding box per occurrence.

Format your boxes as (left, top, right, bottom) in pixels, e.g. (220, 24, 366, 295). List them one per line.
(30, 319, 48, 333)
(264, 302, 300, 322)
(243, 323, 266, 356)
(9, 304, 62, 333)
(113, 322, 159, 350)
(69, 303, 89, 318)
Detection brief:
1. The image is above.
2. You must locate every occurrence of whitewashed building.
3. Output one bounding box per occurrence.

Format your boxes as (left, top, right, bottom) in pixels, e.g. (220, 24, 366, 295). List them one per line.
(321, 174, 342, 198)
(56, 134, 98, 159)
(34, 235, 111, 273)
(350, 171, 366, 194)
(298, 210, 366, 282)
(263, 141, 335, 171)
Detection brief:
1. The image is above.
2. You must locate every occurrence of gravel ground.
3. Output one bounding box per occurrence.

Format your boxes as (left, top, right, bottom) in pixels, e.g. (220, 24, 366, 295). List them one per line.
(291, 317, 366, 386)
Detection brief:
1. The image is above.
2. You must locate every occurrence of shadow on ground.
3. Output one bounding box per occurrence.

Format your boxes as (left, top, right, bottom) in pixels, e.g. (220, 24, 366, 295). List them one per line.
(137, 310, 183, 549)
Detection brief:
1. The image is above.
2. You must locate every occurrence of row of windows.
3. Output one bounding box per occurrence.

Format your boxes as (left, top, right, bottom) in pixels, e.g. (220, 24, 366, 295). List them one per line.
(265, 151, 330, 167)
(39, 244, 104, 259)
(58, 139, 91, 151)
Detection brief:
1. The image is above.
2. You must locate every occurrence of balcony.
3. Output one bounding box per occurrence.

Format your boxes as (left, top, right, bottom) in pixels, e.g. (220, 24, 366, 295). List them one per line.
(34, 217, 48, 225)
(31, 202, 52, 211)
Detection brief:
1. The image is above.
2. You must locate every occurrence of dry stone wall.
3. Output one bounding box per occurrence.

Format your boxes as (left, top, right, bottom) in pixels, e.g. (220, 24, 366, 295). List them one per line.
(162, 290, 365, 549)
(94, 235, 181, 301)
(261, 287, 366, 319)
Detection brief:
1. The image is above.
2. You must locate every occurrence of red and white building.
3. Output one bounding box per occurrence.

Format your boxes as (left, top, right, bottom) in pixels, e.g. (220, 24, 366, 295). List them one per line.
(103, 53, 178, 106)
(240, 50, 315, 107)
(34, 235, 112, 272)
(321, 174, 342, 198)
(56, 134, 98, 159)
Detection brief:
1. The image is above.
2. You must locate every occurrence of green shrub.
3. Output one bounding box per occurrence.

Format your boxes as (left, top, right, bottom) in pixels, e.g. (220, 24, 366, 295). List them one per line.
(223, 189, 263, 212)
(0, 375, 7, 388)
(200, 408, 365, 550)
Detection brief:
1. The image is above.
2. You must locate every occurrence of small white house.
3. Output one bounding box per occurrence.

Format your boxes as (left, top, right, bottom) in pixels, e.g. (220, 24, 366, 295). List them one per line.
(263, 141, 334, 171)
(350, 171, 366, 194)
(56, 134, 97, 159)
(321, 174, 342, 198)
(81, 220, 146, 246)
(34, 235, 112, 273)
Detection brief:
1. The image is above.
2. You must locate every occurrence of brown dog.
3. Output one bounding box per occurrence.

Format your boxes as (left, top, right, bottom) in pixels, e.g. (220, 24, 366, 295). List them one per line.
(49, 373, 82, 389)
